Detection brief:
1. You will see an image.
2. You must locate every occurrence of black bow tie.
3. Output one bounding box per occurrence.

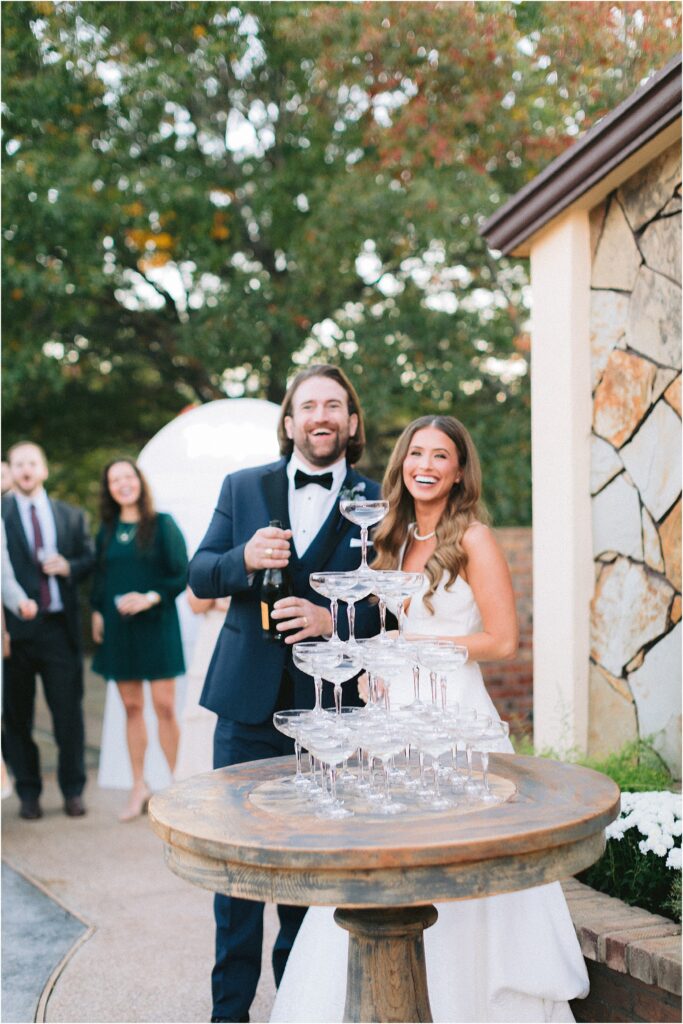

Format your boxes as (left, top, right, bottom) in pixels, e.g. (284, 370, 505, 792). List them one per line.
(294, 469, 334, 491)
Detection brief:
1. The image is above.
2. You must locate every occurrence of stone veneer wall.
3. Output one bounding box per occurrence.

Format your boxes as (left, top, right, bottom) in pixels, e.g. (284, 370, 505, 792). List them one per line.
(588, 143, 681, 774)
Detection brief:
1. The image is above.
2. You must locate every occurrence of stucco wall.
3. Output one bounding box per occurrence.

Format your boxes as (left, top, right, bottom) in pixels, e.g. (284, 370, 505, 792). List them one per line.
(588, 143, 681, 773)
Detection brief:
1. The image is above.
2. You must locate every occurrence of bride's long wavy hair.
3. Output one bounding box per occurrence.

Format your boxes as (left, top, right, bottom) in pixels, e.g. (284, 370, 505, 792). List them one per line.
(372, 416, 489, 613)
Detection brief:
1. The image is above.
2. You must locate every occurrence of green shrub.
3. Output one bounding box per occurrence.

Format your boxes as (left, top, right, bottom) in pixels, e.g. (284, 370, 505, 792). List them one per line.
(509, 736, 681, 921)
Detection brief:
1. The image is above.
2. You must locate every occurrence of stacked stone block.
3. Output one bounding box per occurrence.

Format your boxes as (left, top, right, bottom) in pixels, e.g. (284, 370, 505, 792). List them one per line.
(588, 144, 681, 773)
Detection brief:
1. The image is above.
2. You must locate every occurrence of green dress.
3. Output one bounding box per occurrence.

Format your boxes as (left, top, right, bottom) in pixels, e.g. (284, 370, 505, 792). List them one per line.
(91, 513, 188, 682)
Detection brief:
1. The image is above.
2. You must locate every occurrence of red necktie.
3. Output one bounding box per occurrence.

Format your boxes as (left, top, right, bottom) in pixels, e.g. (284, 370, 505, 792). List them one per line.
(29, 504, 52, 611)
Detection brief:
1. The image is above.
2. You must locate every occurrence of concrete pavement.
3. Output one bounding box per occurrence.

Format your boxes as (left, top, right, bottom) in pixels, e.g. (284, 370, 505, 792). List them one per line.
(1, 666, 278, 1024)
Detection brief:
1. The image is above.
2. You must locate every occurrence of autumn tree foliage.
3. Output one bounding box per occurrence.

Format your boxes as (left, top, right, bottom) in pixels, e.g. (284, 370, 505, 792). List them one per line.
(2, 1, 680, 522)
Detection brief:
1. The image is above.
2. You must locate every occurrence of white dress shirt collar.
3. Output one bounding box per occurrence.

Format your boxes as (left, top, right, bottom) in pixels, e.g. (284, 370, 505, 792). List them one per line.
(287, 454, 348, 557)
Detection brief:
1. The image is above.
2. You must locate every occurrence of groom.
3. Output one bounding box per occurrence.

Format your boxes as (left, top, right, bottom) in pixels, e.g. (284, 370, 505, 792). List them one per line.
(189, 364, 381, 1023)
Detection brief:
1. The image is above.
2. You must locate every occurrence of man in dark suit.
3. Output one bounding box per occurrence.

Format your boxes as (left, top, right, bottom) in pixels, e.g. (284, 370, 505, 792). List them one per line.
(2, 442, 95, 820)
(189, 364, 381, 1023)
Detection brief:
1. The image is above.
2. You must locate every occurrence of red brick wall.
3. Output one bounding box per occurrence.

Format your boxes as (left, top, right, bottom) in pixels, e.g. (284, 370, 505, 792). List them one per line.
(483, 527, 533, 735)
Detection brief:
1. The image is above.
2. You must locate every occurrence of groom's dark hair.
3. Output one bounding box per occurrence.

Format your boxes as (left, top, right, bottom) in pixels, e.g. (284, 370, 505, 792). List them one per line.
(277, 364, 366, 464)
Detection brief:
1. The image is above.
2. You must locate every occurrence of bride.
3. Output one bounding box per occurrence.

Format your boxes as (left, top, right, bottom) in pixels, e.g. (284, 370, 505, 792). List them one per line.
(270, 415, 589, 1023)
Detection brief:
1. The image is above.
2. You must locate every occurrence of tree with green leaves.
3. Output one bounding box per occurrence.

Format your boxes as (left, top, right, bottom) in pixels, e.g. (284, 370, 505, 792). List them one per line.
(3, 1, 679, 523)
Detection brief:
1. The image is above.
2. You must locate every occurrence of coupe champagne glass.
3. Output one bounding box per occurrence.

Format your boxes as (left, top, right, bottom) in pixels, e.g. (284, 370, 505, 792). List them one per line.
(292, 642, 343, 715)
(413, 722, 454, 810)
(383, 573, 425, 643)
(361, 724, 410, 815)
(273, 710, 315, 790)
(475, 720, 511, 803)
(459, 715, 492, 796)
(309, 572, 347, 646)
(339, 498, 389, 577)
(417, 642, 468, 711)
(363, 645, 408, 716)
(324, 705, 367, 783)
(322, 648, 365, 715)
(369, 570, 408, 642)
(305, 726, 358, 819)
(443, 706, 478, 788)
(339, 577, 375, 644)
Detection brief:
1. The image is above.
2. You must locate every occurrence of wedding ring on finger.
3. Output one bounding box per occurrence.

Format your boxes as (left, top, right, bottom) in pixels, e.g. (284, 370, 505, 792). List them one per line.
(265, 547, 273, 556)
(303, 616, 309, 627)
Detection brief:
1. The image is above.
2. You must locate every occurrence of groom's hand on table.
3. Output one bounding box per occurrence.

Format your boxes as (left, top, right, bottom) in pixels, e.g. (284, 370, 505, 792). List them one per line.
(272, 597, 333, 644)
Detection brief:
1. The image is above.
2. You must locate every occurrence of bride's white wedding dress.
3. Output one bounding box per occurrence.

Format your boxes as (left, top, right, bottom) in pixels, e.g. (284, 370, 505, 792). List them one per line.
(270, 573, 589, 1023)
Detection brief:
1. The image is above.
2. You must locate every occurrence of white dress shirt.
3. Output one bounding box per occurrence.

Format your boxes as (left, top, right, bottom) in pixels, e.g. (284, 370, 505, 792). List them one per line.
(14, 488, 63, 611)
(287, 453, 347, 557)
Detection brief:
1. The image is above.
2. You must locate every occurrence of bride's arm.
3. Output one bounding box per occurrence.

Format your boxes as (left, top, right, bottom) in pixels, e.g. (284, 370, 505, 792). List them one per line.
(407, 523, 519, 662)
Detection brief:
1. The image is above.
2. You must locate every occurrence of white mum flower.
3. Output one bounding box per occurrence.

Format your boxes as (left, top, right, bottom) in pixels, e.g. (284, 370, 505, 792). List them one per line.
(666, 848, 682, 870)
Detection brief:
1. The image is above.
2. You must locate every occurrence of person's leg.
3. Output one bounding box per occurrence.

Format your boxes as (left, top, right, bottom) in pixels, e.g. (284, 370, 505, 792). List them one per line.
(149, 678, 179, 776)
(117, 680, 147, 784)
(2, 641, 40, 801)
(38, 619, 86, 799)
(211, 717, 291, 1022)
(272, 904, 308, 986)
(117, 680, 150, 820)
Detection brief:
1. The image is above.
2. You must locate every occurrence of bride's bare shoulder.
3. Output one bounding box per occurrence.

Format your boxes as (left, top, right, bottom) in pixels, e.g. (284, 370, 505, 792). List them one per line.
(462, 521, 493, 547)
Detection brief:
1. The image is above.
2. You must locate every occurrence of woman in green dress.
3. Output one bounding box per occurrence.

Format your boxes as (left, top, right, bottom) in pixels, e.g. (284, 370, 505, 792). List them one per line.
(91, 458, 188, 821)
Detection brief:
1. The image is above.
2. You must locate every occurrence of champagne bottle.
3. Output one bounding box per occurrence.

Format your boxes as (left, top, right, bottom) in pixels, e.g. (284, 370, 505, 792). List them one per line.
(260, 520, 291, 643)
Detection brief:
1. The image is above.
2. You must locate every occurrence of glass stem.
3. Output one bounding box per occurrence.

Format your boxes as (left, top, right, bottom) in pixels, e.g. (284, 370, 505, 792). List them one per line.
(383, 763, 392, 803)
(440, 675, 447, 710)
(466, 744, 474, 783)
(419, 750, 427, 789)
(433, 758, 442, 798)
(330, 598, 339, 641)
(294, 739, 303, 779)
(334, 684, 342, 715)
(379, 597, 387, 637)
(412, 664, 421, 701)
(368, 671, 377, 705)
(357, 747, 365, 784)
(430, 671, 438, 705)
(360, 526, 368, 571)
(397, 601, 405, 640)
(314, 675, 322, 713)
(329, 766, 338, 804)
(481, 751, 490, 793)
(346, 601, 356, 642)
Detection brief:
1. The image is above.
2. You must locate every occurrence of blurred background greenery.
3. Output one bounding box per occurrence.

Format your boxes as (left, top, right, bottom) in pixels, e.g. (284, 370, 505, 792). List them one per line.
(3, 1, 680, 528)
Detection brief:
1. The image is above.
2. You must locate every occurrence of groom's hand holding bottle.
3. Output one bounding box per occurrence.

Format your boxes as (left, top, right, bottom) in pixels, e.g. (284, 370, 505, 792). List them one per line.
(244, 522, 332, 644)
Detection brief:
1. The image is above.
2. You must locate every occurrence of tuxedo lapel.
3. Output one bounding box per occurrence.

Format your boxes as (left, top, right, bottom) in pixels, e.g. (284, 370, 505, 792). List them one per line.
(299, 466, 359, 572)
(260, 461, 291, 531)
(51, 499, 69, 551)
(2, 495, 32, 564)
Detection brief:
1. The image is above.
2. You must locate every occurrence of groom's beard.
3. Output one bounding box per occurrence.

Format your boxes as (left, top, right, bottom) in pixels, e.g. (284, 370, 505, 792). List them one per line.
(295, 425, 351, 467)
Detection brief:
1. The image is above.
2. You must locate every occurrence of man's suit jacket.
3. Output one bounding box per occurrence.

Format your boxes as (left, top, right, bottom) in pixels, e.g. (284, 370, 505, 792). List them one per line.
(1, 494, 95, 649)
(189, 458, 381, 724)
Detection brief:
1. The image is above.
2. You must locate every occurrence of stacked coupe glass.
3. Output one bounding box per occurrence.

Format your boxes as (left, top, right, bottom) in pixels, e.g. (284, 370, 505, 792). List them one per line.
(273, 499, 510, 819)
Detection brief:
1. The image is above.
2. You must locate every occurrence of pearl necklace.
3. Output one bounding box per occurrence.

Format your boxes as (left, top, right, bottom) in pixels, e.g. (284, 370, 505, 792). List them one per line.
(413, 525, 436, 542)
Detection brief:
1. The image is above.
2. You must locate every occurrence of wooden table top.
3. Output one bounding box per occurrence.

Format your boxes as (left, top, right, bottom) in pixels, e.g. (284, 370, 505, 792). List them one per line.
(149, 754, 620, 908)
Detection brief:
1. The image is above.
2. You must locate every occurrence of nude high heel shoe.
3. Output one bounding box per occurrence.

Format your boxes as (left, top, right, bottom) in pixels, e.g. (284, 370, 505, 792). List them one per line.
(119, 783, 152, 822)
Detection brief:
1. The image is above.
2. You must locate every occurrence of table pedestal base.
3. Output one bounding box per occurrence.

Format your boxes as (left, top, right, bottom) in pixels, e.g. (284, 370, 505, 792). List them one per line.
(334, 905, 438, 1023)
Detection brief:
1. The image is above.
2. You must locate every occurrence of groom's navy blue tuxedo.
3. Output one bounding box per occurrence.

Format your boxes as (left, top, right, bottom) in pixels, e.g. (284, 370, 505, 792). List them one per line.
(190, 457, 381, 719)
(188, 456, 380, 1021)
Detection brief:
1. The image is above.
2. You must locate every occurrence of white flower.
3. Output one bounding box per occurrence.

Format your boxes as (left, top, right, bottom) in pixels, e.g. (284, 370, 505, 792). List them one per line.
(666, 848, 682, 870)
(608, 791, 682, 864)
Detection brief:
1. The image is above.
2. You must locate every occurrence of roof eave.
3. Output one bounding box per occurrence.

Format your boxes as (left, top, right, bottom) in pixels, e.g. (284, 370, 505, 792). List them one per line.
(480, 53, 682, 257)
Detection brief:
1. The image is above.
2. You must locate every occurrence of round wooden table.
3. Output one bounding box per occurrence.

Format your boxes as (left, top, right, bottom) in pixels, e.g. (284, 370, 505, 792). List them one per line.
(149, 753, 619, 1023)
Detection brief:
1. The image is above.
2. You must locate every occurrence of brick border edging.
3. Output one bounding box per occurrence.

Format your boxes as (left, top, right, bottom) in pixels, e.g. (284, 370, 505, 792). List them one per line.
(562, 878, 682, 996)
